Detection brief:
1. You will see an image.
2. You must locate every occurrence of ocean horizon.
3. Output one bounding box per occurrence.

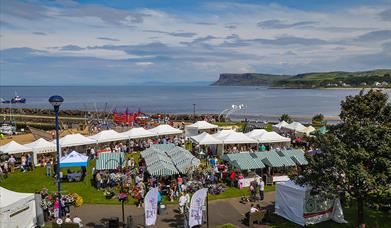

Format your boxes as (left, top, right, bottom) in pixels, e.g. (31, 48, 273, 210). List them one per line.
(1, 85, 390, 120)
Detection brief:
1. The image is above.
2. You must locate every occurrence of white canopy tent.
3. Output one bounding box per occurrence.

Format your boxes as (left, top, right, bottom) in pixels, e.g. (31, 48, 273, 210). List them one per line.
(252, 131, 291, 144)
(88, 129, 128, 144)
(185, 121, 219, 137)
(60, 151, 89, 168)
(212, 129, 235, 139)
(0, 187, 37, 228)
(148, 124, 183, 136)
(0, 141, 32, 155)
(245, 129, 267, 138)
(297, 126, 316, 136)
(59, 134, 96, 147)
(220, 132, 258, 144)
(190, 132, 223, 145)
(273, 121, 289, 130)
(275, 180, 347, 226)
(121, 127, 155, 139)
(284, 122, 306, 132)
(24, 138, 56, 165)
(187, 121, 218, 130)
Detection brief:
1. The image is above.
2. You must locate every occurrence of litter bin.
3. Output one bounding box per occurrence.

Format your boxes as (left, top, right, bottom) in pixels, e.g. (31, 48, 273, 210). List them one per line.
(108, 217, 119, 228)
(159, 204, 166, 214)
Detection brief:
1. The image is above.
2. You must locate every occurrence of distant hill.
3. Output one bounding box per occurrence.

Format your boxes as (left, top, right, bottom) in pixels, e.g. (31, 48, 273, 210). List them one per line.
(212, 69, 391, 88)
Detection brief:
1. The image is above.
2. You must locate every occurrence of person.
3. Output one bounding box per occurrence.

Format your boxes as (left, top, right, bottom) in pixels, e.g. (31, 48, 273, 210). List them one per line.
(157, 188, 162, 215)
(238, 173, 244, 189)
(229, 170, 237, 187)
(90, 147, 95, 159)
(185, 191, 190, 210)
(46, 159, 52, 176)
(72, 216, 83, 227)
(21, 155, 27, 172)
(258, 178, 265, 201)
(8, 155, 16, 173)
(177, 175, 183, 193)
(250, 204, 259, 213)
(27, 154, 34, 171)
(54, 199, 60, 218)
(178, 192, 187, 214)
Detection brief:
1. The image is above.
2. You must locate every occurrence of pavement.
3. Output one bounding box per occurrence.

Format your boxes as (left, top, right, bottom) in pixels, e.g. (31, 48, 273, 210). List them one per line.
(71, 192, 275, 228)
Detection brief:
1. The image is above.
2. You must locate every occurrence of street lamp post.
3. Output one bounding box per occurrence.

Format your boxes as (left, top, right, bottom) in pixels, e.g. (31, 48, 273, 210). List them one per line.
(49, 95, 64, 218)
(193, 104, 196, 123)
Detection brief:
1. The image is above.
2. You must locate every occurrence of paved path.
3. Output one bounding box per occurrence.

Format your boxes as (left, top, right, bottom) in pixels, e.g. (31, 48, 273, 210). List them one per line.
(72, 192, 275, 228)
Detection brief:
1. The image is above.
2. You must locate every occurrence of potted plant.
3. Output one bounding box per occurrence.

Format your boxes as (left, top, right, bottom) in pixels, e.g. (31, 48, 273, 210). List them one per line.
(118, 192, 128, 201)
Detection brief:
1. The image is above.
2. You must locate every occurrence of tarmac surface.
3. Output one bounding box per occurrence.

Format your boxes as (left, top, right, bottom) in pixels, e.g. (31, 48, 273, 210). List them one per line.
(71, 192, 275, 228)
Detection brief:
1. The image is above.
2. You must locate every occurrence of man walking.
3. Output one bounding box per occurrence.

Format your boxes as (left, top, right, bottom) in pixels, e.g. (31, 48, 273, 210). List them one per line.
(258, 177, 265, 201)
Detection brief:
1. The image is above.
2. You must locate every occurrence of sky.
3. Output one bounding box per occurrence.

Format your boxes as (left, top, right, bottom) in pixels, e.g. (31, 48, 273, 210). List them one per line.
(0, 0, 390, 85)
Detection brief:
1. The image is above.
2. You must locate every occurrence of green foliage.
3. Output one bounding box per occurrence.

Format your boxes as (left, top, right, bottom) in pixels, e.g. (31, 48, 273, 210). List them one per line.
(279, 114, 292, 123)
(294, 89, 391, 226)
(312, 113, 325, 125)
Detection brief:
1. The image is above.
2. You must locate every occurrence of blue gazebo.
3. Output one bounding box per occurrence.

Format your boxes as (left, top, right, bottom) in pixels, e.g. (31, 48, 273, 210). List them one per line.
(60, 151, 89, 168)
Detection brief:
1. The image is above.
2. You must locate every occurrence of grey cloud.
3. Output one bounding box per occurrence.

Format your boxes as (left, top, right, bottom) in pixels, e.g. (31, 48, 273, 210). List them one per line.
(33, 32, 47, 35)
(285, 51, 297, 56)
(225, 24, 237, 29)
(355, 30, 391, 42)
(195, 22, 216, 25)
(2, 1, 50, 20)
(180, 35, 217, 47)
(143, 30, 197, 38)
(59, 45, 85, 51)
(97, 37, 120, 41)
(59, 4, 150, 25)
(379, 8, 391, 21)
(257, 19, 318, 29)
(222, 34, 328, 46)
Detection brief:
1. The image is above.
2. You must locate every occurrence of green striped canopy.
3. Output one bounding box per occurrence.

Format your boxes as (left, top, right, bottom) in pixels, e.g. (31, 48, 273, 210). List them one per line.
(281, 149, 308, 165)
(96, 152, 125, 170)
(222, 153, 265, 171)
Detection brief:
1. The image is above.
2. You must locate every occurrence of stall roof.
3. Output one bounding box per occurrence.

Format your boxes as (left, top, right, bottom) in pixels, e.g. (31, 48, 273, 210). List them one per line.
(60, 151, 89, 168)
(273, 121, 289, 129)
(0, 141, 32, 155)
(89, 130, 127, 144)
(245, 129, 267, 138)
(0, 187, 35, 213)
(24, 138, 56, 154)
(222, 152, 265, 170)
(220, 132, 258, 144)
(212, 129, 235, 139)
(186, 121, 218, 130)
(280, 149, 308, 165)
(121, 127, 155, 139)
(95, 152, 125, 170)
(190, 132, 222, 145)
(252, 132, 291, 143)
(284, 122, 306, 132)
(59, 134, 96, 147)
(148, 124, 183, 136)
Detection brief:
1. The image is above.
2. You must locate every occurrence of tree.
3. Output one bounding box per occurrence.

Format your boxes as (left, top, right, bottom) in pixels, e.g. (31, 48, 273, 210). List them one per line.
(294, 89, 391, 227)
(312, 113, 325, 125)
(279, 113, 292, 123)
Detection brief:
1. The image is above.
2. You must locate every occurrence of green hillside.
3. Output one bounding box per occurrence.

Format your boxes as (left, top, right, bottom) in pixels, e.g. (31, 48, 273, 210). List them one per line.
(212, 69, 391, 88)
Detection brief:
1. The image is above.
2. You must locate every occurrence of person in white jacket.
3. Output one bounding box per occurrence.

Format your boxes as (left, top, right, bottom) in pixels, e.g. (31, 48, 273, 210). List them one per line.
(178, 192, 187, 214)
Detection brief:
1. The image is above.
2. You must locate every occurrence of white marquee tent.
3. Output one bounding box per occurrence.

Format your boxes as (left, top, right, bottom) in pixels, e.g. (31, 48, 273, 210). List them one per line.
(275, 180, 347, 226)
(59, 134, 96, 147)
(273, 121, 290, 130)
(245, 129, 267, 138)
(0, 187, 37, 228)
(284, 122, 307, 132)
(297, 126, 316, 136)
(252, 131, 291, 144)
(88, 129, 128, 144)
(212, 129, 235, 139)
(24, 138, 56, 165)
(190, 132, 222, 145)
(219, 132, 258, 144)
(187, 121, 218, 130)
(149, 124, 183, 136)
(0, 141, 32, 155)
(121, 127, 155, 139)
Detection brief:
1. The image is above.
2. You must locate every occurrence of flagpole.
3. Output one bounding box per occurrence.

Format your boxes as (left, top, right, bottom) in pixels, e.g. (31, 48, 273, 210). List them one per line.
(206, 193, 209, 228)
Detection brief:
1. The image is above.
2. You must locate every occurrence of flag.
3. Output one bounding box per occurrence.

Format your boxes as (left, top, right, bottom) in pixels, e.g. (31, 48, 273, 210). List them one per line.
(189, 188, 208, 228)
(144, 187, 158, 226)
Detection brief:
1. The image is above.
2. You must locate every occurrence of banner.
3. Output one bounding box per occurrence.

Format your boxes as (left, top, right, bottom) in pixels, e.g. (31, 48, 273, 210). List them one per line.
(189, 188, 208, 228)
(144, 187, 158, 226)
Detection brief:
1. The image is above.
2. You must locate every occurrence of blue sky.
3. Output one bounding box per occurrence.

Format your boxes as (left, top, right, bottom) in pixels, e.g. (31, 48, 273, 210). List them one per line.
(0, 0, 390, 85)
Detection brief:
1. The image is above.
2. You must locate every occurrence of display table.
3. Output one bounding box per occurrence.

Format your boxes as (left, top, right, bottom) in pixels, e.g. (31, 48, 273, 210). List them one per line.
(238, 175, 261, 188)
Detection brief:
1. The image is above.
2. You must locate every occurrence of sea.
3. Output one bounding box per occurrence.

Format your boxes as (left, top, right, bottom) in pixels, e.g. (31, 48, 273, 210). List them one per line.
(1, 86, 390, 121)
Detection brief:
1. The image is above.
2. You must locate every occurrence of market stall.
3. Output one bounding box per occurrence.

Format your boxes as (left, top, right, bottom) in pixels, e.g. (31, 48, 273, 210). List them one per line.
(121, 127, 155, 139)
(24, 138, 56, 166)
(275, 180, 347, 226)
(185, 121, 218, 137)
(148, 124, 183, 136)
(88, 129, 128, 144)
(59, 133, 96, 148)
(0, 187, 37, 228)
(0, 141, 32, 155)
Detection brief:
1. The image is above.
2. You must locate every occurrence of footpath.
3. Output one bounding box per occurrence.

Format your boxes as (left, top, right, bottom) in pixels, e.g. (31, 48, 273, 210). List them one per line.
(72, 192, 276, 227)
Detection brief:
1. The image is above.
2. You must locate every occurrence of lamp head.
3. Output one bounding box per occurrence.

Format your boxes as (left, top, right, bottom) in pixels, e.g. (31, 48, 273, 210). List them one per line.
(49, 95, 64, 108)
